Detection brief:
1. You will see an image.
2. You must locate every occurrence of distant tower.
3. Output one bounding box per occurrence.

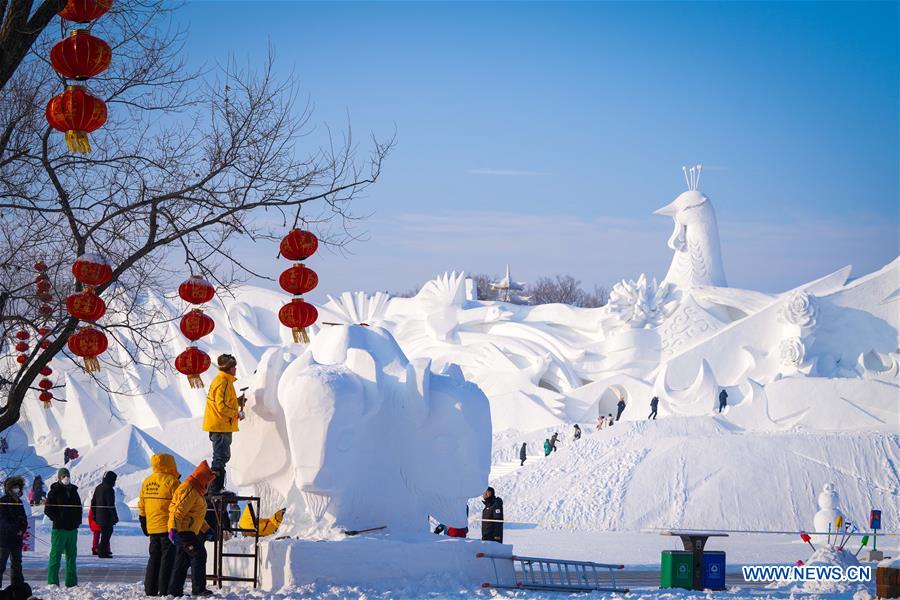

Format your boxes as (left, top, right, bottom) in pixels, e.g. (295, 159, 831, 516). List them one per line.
(489, 264, 529, 303)
(654, 164, 728, 289)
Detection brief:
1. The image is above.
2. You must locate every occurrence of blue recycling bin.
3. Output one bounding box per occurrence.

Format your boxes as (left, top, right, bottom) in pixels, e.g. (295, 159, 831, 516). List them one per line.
(701, 551, 726, 590)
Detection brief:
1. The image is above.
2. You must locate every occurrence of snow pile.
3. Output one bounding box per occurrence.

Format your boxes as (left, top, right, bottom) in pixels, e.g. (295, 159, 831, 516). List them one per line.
(489, 418, 900, 532)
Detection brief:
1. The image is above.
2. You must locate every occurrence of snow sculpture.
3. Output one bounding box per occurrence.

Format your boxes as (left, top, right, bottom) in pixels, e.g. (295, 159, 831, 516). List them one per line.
(606, 274, 675, 330)
(231, 325, 492, 539)
(813, 483, 844, 544)
(781, 291, 819, 329)
(779, 337, 806, 370)
(489, 264, 530, 303)
(654, 164, 727, 289)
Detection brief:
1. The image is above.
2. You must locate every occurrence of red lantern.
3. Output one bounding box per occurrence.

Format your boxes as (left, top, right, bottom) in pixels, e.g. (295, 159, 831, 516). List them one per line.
(46, 85, 107, 154)
(50, 30, 112, 81)
(34, 261, 48, 272)
(178, 275, 215, 304)
(279, 264, 318, 296)
(37, 293, 53, 303)
(38, 327, 50, 336)
(36, 281, 51, 293)
(278, 298, 318, 343)
(16, 355, 27, 365)
(40, 340, 50, 350)
(71, 253, 112, 288)
(58, 0, 112, 22)
(179, 309, 215, 342)
(67, 326, 108, 372)
(40, 366, 53, 377)
(66, 291, 107, 322)
(280, 229, 318, 261)
(175, 346, 211, 389)
(38, 304, 53, 316)
(15, 342, 28, 353)
(15, 331, 29, 341)
(39, 391, 53, 402)
(38, 379, 53, 390)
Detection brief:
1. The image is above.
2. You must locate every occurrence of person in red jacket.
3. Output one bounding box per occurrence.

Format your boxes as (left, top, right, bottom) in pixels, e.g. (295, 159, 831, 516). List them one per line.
(87, 508, 101, 556)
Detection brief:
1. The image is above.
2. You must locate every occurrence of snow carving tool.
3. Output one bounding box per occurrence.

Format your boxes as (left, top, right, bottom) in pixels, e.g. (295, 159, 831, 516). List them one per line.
(800, 532, 816, 551)
(854, 535, 869, 557)
(343, 526, 386, 536)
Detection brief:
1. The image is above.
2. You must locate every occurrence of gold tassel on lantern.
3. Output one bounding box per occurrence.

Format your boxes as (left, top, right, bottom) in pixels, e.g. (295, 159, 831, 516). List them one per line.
(82, 356, 101, 373)
(187, 374, 204, 389)
(65, 130, 92, 154)
(292, 327, 310, 344)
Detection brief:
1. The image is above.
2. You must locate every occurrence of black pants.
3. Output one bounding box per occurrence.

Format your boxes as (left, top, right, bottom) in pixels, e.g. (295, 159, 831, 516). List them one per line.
(0, 545, 23, 587)
(519, 458, 525, 466)
(718, 402, 726, 413)
(98, 526, 113, 556)
(169, 536, 207, 596)
(648, 408, 657, 419)
(145, 533, 175, 596)
(616, 408, 624, 421)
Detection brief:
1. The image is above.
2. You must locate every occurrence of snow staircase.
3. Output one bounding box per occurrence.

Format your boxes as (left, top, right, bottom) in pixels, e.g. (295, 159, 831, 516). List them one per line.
(489, 453, 547, 481)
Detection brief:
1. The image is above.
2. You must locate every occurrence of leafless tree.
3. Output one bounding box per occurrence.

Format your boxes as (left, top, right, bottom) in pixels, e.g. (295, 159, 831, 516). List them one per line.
(527, 275, 608, 307)
(0, 2, 392, 432)
(0, 0, 65, 91)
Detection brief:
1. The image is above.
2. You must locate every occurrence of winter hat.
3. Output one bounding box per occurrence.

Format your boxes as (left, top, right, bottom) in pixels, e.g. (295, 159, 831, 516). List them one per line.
(187, 460, 216, 492)
(217, 354, 237, 371)
(102, 471, 117, 485)
(57, 467, 70, 480)
(3, 476, 25, 495)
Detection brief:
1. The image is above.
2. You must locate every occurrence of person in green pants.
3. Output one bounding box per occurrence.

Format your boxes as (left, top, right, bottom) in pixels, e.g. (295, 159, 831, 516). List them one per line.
(44, 468, 82, 587)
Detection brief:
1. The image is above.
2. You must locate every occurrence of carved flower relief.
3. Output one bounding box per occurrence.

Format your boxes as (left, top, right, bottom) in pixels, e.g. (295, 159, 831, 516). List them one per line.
(780, 291, 818, 329)
(779, 337, 806, 368)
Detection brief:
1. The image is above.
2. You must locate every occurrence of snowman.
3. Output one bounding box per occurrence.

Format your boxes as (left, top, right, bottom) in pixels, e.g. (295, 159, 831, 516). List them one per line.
(813, 483, 844, 545)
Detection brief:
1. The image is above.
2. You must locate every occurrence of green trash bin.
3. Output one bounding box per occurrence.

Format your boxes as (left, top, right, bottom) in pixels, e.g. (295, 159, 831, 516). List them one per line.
(661, 550, 693, 589)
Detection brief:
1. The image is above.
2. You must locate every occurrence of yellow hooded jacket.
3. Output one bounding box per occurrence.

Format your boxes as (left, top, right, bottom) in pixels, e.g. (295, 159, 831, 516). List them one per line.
(168, 461, 214, 534)
(137, 454, 181, 535)
(202, 371, 239, 433)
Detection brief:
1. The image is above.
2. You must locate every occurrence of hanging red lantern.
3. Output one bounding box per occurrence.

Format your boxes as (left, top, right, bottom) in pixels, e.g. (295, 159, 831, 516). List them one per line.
(178, 275, 215, 304)
(38, 327, 50, 336)
(66, 290, 107, 322)
(50, 30, 111, 81)
(16, 355, 27, 365)
(15, 331, 29, 341)
(40, 366, 53, 377)
(278, 298, 318, 343)
(280, 229, 318, 261)
(71, 253, 113, 288)
(67, 326, 107, 372)
(38, 304, 53, 316)
(46, 85, 107, 154)
(40, 340, 50, 350)
(179, 309, 215, 342)
(279, 264, 318, 296)
(38, 379, 53, 390)
(175, 346, 211, 389)
(37, 292, 53, 303)
(39, 391, 53, 401)
(15, 342, 28, 353)
(36, 281, 51, 293)
(58, 0, 113, 22)
(34, 261, 48, 272)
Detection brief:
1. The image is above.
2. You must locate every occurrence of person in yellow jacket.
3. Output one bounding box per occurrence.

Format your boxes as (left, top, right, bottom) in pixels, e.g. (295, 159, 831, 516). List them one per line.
(138, 453, 180, 597)
(202, 354, 246, 495)
(167, 460, 215, 598)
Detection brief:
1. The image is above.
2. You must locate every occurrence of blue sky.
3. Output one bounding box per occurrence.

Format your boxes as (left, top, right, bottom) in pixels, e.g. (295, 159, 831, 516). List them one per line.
(181, 1, 898, 300)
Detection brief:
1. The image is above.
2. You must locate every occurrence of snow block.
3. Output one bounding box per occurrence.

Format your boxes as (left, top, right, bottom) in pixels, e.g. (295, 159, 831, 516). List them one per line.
(214, 536, 513, 592)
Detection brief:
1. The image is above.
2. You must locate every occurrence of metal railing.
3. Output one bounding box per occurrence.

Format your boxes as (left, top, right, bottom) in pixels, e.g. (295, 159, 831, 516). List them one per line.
(477, 552, 629, 593)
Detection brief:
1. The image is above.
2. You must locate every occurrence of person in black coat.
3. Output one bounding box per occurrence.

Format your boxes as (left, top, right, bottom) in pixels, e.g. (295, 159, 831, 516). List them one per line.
(0, 477, 27, 588)
(519, 443, 527, 467)
(718, 389, 728, 413)
(648, 396, 659, 420)
(90, 471, 119, 558)
(573, 424, 582, 441)
(615, 397, 626, 421)
(481, 487, 504, 543)
(549, 432, 559, 452)
(44, 468, 82, 587)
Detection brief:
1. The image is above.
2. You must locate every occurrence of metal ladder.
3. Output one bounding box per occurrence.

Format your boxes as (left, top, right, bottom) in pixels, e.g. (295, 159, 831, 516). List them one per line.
(477, 552, 629, 593)
(206, 494, 261, 589)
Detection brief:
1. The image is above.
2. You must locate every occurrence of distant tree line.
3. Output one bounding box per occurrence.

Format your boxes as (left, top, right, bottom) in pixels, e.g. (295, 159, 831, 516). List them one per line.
(393, 273, 609, 307)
